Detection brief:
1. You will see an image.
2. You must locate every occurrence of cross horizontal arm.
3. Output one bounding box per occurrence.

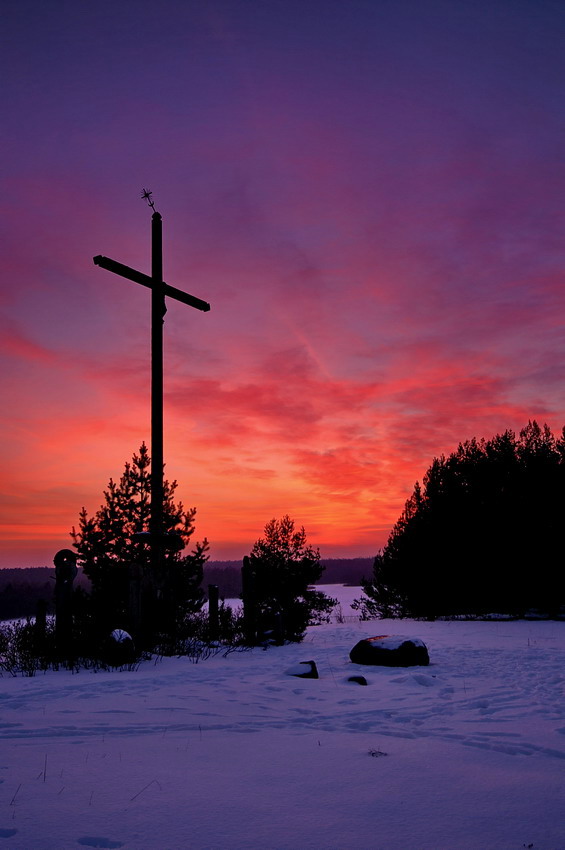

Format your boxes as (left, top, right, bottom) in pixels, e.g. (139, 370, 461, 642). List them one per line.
(93, 255, 211, 312)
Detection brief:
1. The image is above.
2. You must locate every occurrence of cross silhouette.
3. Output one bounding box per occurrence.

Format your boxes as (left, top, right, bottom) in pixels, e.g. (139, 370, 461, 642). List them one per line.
(93, 200, 210, 578)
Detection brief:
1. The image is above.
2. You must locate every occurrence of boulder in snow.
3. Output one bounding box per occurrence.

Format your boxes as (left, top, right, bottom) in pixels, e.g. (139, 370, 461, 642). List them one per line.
(350, 635, 429, 667)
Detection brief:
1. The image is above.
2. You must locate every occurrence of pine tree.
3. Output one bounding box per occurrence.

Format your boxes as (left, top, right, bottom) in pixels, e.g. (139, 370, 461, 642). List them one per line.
(246, 515, 336, 642)
(357, 422, 565, 619)
(71, 444, 207, 644)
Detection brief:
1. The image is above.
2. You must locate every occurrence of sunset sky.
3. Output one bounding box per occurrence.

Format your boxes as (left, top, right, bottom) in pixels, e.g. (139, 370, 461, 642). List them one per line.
(2, 0, 564, 568)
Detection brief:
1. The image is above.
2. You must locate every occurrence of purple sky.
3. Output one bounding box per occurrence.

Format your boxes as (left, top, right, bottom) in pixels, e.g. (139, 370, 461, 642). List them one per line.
(2, 0, 564, 567)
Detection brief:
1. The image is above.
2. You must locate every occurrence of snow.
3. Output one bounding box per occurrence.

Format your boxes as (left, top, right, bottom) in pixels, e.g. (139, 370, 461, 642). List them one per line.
(1, 585, 565, 850)
(357, 635, 427, 651)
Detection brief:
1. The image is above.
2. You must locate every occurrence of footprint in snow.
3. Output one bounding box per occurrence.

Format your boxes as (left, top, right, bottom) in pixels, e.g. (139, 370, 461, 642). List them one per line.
(0, 829, 17, 839)
(77, 838, 124, 849)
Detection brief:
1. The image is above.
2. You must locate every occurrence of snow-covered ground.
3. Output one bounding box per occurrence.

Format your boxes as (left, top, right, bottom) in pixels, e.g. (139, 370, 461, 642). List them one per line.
(1, 586, 564, 850)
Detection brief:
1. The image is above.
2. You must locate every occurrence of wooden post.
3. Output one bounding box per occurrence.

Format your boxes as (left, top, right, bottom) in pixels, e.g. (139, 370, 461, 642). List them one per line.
(208, 584, 219, 641)
(34, 598, 48, 653)
(241, 556, 257, 645)
(53, 549, 78, 656)
(273, 611, 284, 645)
(128, 563, 143, 640)
(150, 212, 164, 586)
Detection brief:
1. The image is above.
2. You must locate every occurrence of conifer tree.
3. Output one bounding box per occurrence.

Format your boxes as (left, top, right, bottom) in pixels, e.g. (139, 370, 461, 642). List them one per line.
(71, 444, 207, 644)
(246, 515, 336, 642)
(357, 422, 565, 619)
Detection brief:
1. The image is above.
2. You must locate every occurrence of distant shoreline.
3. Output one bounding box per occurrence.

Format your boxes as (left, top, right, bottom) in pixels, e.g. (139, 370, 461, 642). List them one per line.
(0, 560, 374, 621)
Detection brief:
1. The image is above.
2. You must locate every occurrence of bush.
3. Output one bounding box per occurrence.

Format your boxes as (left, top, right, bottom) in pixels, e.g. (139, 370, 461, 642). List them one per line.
(0, 618, 56, 676)
(153, 602, 248, 661)
(245, 516, 336, 642)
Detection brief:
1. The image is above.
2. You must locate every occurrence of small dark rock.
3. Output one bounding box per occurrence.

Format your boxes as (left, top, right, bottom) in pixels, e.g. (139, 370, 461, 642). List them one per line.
(347, 675, 368, 686)
(285, 660, 319, 679)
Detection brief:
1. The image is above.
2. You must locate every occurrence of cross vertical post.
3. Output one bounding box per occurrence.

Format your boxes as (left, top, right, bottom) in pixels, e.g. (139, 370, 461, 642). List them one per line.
(150, 212, 164, 578)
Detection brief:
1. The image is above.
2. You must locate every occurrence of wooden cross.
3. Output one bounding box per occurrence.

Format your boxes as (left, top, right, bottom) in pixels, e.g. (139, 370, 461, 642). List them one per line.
(93, 196, 210, 577)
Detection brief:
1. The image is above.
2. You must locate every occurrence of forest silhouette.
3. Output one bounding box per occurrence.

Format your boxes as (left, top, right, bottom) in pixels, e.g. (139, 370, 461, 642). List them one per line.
(358, 421, 565, 619)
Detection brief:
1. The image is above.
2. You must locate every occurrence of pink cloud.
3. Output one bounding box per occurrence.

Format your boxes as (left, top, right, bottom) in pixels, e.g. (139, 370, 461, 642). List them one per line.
(0, 324, 60, 365)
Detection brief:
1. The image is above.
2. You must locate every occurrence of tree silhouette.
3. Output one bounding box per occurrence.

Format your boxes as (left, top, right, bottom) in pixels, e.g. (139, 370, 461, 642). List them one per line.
(357, 422, 565, 619)
(246, 515, 336, 642)
(71, 443, 207, 644)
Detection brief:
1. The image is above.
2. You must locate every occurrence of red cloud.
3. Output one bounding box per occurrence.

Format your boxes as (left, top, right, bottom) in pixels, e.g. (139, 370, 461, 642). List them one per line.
(0, 324, 60, 365)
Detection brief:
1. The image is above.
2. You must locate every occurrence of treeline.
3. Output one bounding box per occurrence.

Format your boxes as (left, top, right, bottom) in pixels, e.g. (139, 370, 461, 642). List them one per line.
(0, 559, 371, 621)
(0, 568, 91, 621)
(358, 422, 565, 619)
